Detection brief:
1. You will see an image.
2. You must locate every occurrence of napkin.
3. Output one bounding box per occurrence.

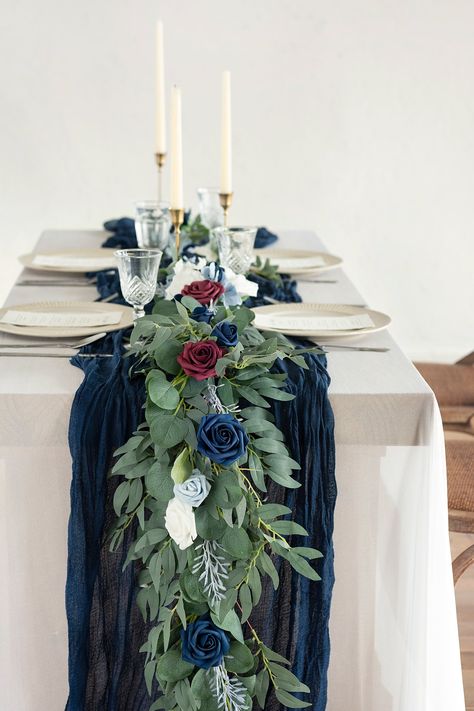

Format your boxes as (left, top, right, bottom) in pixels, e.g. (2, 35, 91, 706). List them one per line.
(255, 313, 375, 331)
(33, 255, 116, 270)
(0, 310, 122, 327)
(269, 255, 326, 270)
(246, 273, 302, 307)
(255, 226, 278, 248)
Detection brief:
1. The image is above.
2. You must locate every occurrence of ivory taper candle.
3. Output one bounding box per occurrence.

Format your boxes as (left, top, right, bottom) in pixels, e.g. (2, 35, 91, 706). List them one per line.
(220, 71, 232, 194)
(170, 86, 183, 208)
(155, 20, 166, 154)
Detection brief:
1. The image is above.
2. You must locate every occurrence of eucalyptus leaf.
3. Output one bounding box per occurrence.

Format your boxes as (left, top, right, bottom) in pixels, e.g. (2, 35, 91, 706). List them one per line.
(221, 527, 252, 559)
(239, 583, 252, 623)
(258, 550, 280, 590)
(156, 648, 194, 683)
(270, 520, 309, 537)
(147, 370, 180, 411)
(248, 452, 266, 492)
(135, 528, 168, 551)
(255, 668, 270, 709)
(225, 639, 254, 673)
(210, 609, 243, 643)
(274, 688, 311, 708)
(153, 339, 183, 375)
(237, 385, 270, 408)
(258, 503, 292, 521)
(150, 414, 187, 449)
(113, 480, 130, 516)
(254, 437, 288, 455)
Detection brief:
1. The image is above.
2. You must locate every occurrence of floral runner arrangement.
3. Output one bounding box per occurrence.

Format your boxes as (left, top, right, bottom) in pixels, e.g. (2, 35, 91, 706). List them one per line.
(108, 257, 323, 710)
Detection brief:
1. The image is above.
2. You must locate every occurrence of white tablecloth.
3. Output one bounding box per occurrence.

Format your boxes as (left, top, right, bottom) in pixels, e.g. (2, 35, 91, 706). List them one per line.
(0, 230, 465, 711)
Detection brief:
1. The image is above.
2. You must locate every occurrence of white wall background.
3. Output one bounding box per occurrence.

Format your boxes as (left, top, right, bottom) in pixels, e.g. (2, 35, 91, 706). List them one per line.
(0, 0, 473, 360)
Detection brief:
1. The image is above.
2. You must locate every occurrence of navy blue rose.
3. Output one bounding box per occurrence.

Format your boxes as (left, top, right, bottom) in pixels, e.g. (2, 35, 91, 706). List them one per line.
(191, 305, 214, 323)
(181, 615, 230, 669)
(197, 413, 249, 466)
(211, 321, 238, 347)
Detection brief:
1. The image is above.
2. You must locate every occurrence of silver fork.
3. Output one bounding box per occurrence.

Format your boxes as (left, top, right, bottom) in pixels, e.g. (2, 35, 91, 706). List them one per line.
(17, 276, 99, 287)
(0, 332, 106, 350)
(296, 278, 338, 284)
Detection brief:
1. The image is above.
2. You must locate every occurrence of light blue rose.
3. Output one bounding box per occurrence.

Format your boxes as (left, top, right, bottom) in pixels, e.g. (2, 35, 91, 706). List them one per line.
(173, 469, 211, 507)
(201, 262, 243, 306)
(201, 262, 227, 284)
(222, 283, 242, 307)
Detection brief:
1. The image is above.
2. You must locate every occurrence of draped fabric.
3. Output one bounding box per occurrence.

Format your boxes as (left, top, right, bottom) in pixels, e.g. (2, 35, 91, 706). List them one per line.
(65, 332, 149, 710)
(251, 354, 336, 711)
(245, 272, 302, 307)
(65, 239, 336, 710)
(65, 344, 335, 711)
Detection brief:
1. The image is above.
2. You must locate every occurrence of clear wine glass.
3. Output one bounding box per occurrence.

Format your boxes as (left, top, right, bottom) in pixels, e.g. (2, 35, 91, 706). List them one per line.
(197, 187, 224, 229)
(115, 249, 162, 320)
(213, 226, 257, 274)
(134, 200, 171, 250)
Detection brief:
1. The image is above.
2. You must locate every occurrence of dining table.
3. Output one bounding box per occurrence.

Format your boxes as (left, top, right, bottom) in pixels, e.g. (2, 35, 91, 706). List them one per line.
(0, 228, 465, 711)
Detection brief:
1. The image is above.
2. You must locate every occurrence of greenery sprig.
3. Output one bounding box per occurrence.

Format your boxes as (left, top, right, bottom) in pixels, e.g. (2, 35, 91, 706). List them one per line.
(109, 265, 323, 711)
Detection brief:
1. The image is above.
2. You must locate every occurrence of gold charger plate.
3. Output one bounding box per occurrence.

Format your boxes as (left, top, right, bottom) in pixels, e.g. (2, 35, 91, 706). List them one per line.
(252, 303, 391, 338)
(0, 301, 134, 338)
(19, 248, 117, 273)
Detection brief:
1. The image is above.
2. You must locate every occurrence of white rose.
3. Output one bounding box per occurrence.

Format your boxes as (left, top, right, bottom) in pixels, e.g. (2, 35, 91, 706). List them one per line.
(227, 270, 259, 298)
(165, 259, 204, 300)
(164, 497, 197, 550)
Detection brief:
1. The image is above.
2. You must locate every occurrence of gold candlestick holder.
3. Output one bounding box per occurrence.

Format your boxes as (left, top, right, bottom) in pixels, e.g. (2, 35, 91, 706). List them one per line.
(170, 207, 184, 257)
(155, 152, 166, 202)
(219, 192, 233, 226)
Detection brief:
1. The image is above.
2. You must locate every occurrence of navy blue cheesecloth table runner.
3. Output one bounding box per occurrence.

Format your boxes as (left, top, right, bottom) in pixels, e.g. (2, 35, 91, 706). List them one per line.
(65, 222, 336, 711)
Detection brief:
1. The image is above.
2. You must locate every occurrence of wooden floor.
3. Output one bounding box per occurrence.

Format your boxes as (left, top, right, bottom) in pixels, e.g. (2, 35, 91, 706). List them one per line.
(451, 532, 474, 711)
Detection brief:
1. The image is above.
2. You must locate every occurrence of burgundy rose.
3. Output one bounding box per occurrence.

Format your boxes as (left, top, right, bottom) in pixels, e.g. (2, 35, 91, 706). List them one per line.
(177, 340, 227, 381)
(181, 279, 225, 305)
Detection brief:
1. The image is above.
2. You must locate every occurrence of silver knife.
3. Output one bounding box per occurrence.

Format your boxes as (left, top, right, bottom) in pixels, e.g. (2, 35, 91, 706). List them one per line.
(320, 345, 389, 353)
(0, 352, 114, 358)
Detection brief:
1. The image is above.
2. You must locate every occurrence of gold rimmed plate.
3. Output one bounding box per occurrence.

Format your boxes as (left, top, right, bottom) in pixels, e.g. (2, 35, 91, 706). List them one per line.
(0, 301, 133, 338)
(252, 303, 391, 338)
(19, 248, 117, 273)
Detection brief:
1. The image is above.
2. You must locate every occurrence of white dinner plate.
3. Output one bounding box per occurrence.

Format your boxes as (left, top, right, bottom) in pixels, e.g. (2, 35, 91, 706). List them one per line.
(0, 301, 134, 338)
(253, 248, 343, 275)
(252, 303, 391, 338)
(19, 248, 117, 273)
(193, 245, 342, 275)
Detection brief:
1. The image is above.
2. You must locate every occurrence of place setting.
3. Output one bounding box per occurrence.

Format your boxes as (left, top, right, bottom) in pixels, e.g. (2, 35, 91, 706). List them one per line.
(194, 233, 343, 283)
(0, 246, 164, 355)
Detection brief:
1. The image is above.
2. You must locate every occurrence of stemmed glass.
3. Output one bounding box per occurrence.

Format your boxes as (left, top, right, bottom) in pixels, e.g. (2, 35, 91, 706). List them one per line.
(213, 226, 258, 274)
(115, 249, 162, 320)
(134, 200, 171, 250)
(197, 188, 224, 229)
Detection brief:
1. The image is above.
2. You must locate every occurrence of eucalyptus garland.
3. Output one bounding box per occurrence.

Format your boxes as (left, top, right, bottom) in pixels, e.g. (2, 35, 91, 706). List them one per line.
(110, 257, 323, 711)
